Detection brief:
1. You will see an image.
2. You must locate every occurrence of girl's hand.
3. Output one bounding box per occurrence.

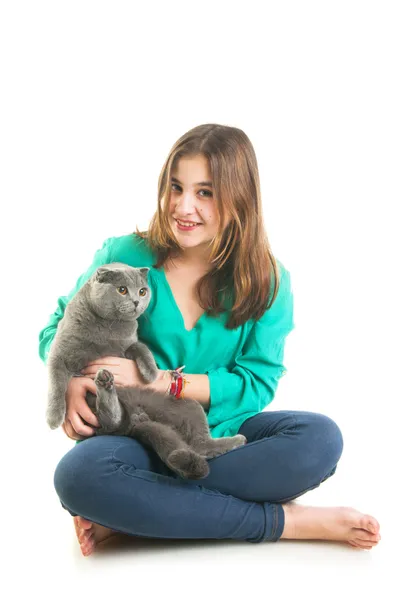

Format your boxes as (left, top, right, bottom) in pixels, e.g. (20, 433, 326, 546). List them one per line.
(62, 376, 100, 441)
(80, 356, 160, 388)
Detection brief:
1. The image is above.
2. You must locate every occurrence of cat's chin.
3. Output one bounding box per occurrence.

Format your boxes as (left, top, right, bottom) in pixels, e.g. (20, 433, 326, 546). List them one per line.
(119, 308, 140, 319)
(117, 315, 134, 322)
(121, 314, 140, 322)
(124, 311, 147, 322)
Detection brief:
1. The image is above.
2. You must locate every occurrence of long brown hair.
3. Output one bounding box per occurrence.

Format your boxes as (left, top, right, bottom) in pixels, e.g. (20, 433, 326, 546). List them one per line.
(135, 123, 281, 329)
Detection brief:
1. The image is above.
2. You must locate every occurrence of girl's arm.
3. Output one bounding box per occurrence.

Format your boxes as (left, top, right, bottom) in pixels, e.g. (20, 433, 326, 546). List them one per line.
(202, 266, 295, 429)
(151, 372, 210, 411)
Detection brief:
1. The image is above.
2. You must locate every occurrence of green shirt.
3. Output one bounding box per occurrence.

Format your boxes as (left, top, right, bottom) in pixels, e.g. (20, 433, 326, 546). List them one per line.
(38, 233, 295, 439)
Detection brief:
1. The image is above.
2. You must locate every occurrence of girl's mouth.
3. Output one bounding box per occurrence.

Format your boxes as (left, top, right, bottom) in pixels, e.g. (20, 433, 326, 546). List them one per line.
(175, 219, 203, 231)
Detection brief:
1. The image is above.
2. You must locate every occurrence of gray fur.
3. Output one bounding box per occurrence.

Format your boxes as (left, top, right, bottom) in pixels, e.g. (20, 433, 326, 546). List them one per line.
(46, 263, 246, 479)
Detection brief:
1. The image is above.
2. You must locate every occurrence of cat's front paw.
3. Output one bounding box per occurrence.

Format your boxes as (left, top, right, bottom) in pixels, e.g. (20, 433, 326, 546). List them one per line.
(136, 359, 159, 384)
(46, 404, 66, 430)
(94, 368, 114, 390)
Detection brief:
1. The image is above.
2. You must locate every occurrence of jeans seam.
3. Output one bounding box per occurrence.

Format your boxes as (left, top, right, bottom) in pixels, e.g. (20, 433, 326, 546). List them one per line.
(115, 464, 246, 501)
(271, 504, 277, 540)
(110, 447, 241, 501)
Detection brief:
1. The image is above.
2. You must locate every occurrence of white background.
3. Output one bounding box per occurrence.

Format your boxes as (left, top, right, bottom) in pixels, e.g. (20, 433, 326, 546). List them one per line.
(1, 1, 397, 598)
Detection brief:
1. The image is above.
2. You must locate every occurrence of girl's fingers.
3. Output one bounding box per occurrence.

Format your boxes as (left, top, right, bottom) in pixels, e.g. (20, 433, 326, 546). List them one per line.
(84, 372, 122, 386)
(80, 377, 101, 393)
(80, 368, 97, 376)
(81, 368, 118, 378)
(78, 403, 100, 428)
(69, 412, 97, 437)
(62, 421, 85, 441)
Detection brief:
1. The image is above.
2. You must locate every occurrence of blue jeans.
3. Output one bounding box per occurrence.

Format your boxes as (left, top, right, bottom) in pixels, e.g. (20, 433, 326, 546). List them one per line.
(54, 410, 343, 543)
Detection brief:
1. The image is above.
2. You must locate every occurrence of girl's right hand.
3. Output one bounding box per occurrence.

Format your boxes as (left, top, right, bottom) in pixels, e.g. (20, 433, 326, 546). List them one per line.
(62, 376, 100, 441)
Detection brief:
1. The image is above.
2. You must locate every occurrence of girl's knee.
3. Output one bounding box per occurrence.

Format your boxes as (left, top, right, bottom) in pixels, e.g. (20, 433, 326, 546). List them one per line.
(53, 435, 159, 514)
(311, 412, 344, 463)
(53, 442, 97, 512)
(53, 436, 128, 513)
(53, 448, 81, 511)
(271, 413, 344, 503)
(296, 411, 344, 474)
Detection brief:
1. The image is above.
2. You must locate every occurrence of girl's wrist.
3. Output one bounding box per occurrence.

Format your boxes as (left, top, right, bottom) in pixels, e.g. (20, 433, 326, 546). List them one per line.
(149, 369, 172, 394)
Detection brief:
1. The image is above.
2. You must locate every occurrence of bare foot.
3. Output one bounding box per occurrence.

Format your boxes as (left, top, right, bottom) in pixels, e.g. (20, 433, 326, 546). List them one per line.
(281, 504, 381, 550)
(73, 516, 121, 557)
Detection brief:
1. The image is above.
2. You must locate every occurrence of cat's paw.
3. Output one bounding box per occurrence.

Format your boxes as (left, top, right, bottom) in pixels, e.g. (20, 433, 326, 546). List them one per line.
(136, 360, 159, 384)
(94, 369, 114, 390)
(231, 434, 247, 448)
(140, 368, 159, 384)
(130, 408, 150, 426)
(168, 449, 210, 480)
(46, 404, 66, 430)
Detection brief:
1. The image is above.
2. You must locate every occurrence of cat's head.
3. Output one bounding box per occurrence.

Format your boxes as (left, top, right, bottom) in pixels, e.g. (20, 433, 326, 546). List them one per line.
(88, 263, 151, 321)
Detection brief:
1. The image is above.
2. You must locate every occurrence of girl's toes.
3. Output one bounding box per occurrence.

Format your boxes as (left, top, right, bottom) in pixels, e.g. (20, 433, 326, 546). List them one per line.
(354, 529, 381, 543)
(348, 541, 364, 550)
(77, 517, 93, 530)
(78, 530, 94, 545)
(353, 541, 374, 550)
(352, 536, 379, 549)
(360, 515, 380, 535)
(81, 538, 95, 556)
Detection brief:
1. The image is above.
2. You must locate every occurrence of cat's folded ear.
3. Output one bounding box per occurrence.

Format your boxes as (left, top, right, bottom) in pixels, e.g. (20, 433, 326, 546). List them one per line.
(95, 265, 115, 283)
(95, 265, 150, 283)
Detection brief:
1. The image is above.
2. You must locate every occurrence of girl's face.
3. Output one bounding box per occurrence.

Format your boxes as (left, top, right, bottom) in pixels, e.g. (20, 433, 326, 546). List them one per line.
(169, 154, 229, 258)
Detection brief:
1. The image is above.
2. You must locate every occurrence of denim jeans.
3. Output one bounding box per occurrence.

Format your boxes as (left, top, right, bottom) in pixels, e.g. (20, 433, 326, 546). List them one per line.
(53, 410, 343, 543)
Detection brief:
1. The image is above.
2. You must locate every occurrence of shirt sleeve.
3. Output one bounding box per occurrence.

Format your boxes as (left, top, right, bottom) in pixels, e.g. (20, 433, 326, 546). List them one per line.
(38, 237, 114, 365)
(205, 264, 295, 427)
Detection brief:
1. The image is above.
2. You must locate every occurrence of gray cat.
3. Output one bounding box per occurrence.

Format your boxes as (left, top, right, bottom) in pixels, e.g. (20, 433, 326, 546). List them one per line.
(46, 263, 247, 479)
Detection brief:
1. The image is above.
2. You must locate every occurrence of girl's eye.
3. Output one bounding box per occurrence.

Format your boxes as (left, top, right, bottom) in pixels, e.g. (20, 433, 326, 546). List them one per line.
(171, 183, 212, 198)
(139, 288, 147, 297)
(117, 286, 128, 295)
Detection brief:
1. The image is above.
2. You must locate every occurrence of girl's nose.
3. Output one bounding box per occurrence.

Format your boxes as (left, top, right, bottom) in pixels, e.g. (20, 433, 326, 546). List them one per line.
(176, 191, 197, 211)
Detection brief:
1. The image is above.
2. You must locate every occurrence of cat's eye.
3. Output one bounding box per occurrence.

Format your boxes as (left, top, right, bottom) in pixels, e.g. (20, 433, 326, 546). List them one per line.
(117, 286, 128, 296)
(139, 288, 147, 297)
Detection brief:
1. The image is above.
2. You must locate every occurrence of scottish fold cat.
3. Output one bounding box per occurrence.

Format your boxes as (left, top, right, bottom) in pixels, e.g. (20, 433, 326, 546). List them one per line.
(46, 263, 247, 479)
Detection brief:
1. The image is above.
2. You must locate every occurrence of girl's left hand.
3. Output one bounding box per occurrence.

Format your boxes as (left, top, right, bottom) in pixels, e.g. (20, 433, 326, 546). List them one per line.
(80, 357, 158, 388)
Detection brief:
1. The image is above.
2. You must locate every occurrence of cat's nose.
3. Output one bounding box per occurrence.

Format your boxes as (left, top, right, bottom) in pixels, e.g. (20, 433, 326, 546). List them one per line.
(133, 300, 139, 307)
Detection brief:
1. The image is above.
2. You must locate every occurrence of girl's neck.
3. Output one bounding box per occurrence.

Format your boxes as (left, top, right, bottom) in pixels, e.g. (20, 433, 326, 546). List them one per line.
(165, 250, 212, 274)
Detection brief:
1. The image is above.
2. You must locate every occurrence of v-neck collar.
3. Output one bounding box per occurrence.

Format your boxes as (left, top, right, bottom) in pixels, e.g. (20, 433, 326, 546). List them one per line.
(155, 266, 207, 333)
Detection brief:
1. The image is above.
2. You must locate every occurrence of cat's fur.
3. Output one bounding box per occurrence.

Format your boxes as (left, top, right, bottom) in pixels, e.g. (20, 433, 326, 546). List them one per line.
(46, 263, 246, 479)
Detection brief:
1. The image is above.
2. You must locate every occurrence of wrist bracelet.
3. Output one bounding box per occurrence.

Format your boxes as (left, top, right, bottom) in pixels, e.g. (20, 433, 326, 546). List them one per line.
(166, 365, 190, 399)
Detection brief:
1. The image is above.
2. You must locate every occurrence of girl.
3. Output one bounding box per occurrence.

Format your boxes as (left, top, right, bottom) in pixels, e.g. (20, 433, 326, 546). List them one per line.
(39, 123, 380, 556)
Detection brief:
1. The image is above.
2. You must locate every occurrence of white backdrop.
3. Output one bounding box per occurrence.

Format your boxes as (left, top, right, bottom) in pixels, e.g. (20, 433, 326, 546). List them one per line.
(1, 1, 397, 597)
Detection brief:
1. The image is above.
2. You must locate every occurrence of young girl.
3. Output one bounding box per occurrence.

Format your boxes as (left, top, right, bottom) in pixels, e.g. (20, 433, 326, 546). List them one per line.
(39, 123, 380, 556)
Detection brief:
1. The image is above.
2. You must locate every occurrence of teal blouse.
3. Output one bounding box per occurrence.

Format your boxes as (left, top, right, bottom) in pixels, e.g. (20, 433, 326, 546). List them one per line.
(38, 233, 295, 438)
